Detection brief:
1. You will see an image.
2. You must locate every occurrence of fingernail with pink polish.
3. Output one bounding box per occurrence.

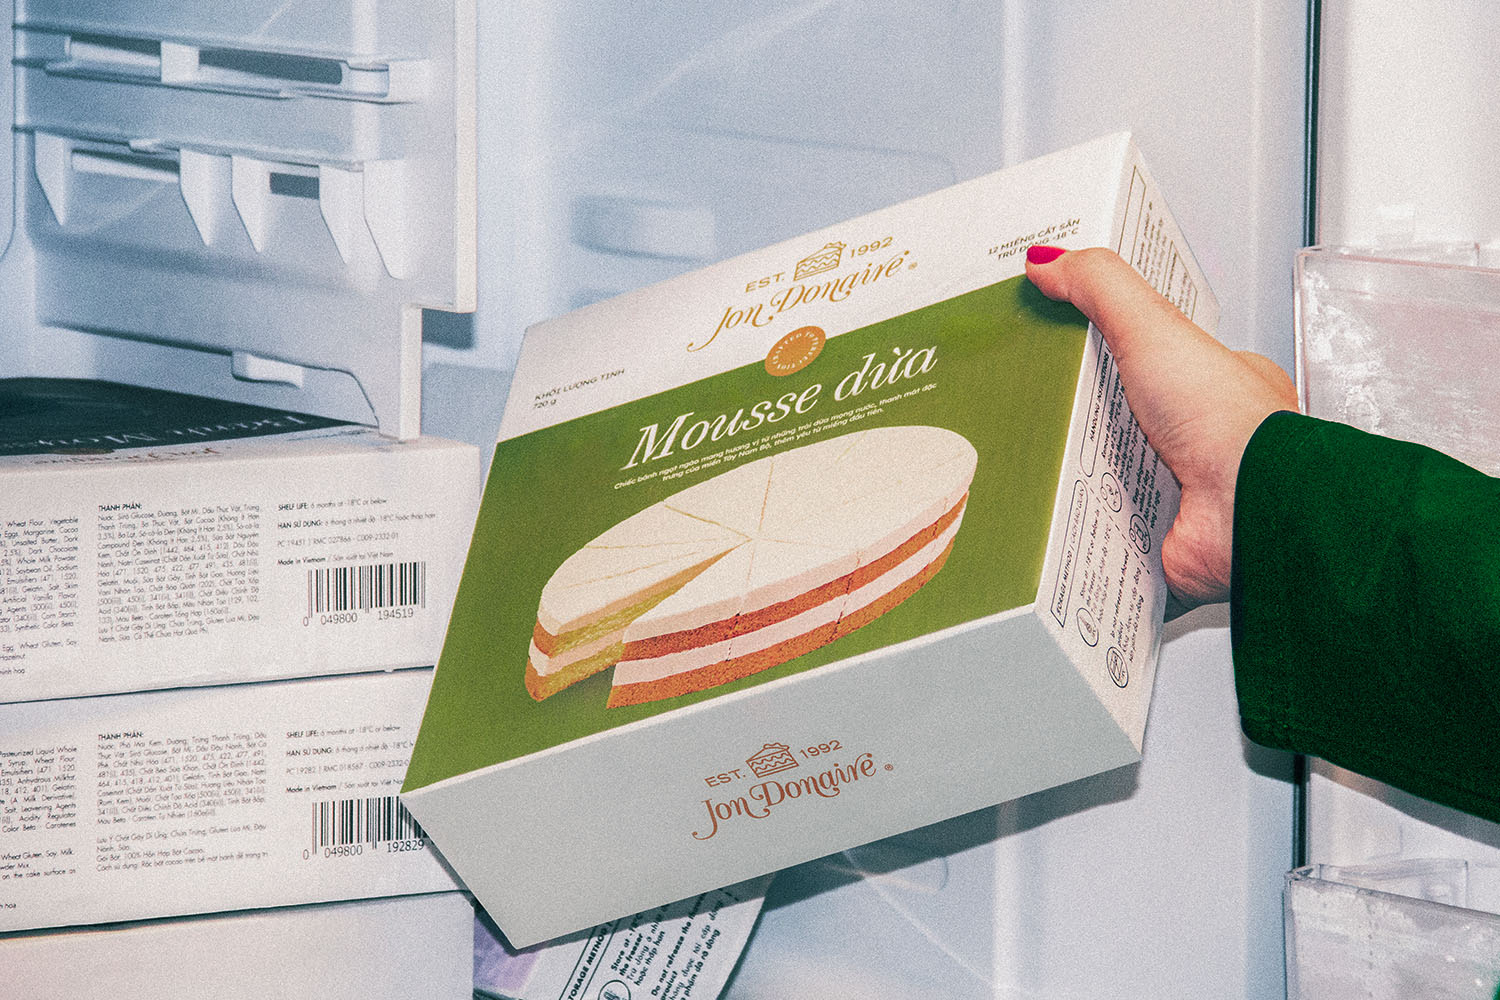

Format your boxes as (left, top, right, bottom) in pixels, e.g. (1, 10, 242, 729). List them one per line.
(1026, 245, 1066, 265)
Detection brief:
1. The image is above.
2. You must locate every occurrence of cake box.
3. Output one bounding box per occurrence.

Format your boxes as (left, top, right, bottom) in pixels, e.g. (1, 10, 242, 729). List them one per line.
(3, 893, 475, 1000)
(402, 132, 1217, 946)
(0, 667, 462, 932)
(0, 378, 479, 704)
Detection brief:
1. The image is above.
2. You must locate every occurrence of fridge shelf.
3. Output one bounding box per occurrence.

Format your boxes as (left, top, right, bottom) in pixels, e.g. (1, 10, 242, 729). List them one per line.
(3, 0, 477, 439)
(1295, 245, 1500, 476)
(1286, 860, 1500, 1000)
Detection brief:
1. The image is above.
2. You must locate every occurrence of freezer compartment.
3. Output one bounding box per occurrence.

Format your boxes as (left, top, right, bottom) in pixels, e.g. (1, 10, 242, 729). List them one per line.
(3, 0, 477, 439)
(1295, 246, 1500, 475)
(1285, 861, 1500, 1000)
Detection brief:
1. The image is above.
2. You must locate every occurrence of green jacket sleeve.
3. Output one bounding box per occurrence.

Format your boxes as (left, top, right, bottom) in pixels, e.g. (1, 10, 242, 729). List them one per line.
(1231, 410, 1500, 823)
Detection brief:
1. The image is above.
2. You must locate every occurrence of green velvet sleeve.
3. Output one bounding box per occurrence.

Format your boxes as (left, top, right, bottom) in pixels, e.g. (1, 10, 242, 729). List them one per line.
(1231, 410, 1500, 823)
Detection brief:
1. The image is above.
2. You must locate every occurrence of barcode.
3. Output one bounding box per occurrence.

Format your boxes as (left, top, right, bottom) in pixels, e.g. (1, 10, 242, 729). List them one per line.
(307, 561, 426, 615)
(312, 796, 426, 851)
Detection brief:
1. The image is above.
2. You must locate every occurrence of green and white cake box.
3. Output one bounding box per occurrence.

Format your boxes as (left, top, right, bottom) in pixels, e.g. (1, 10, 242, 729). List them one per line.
(402, 133, 1217, 947)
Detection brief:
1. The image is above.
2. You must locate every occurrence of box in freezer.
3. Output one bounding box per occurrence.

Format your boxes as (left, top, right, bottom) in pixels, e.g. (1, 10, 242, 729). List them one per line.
(0, 378, 480, 703)
(0, 667, 461, 932)
(1, 892, 475, 1000)
(402, 133, 1216, 946)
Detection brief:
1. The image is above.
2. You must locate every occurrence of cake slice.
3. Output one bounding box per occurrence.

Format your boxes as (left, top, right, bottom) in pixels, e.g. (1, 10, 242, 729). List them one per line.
(524, 506, 748, 699)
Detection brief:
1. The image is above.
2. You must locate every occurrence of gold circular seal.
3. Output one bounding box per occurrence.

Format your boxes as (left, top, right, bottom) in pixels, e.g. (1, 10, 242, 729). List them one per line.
(764, 326, 826, 376)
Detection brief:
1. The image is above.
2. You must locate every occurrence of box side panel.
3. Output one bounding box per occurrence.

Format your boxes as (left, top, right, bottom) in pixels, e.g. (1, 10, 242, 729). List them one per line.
(0, 669, 461, 932)
(1110, 138, 1222, 334)
(0, 435, 478, 702)
(1033, 325, 1180, 752)
(404, 613, 1139, 947)
(3, 893, 474, 1000)
(1030, 142, 1213, 751)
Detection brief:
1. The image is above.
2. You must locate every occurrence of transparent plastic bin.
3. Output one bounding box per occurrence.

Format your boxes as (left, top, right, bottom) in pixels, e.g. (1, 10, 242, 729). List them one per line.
(1295, 245, 1500, 476)
(1285, 861, 1500, 1000)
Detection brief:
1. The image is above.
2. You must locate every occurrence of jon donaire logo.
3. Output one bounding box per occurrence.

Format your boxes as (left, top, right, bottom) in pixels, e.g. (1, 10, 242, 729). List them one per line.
(688, 242, 913, 352)
(691, 748, 885, 841)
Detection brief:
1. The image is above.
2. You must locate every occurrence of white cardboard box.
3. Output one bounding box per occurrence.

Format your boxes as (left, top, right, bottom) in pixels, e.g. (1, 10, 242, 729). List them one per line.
(2, 892, 475, 1000)
(403, 133, 1214, 946)
(0, 667, 461, 932)
(0, 379, 479, 703)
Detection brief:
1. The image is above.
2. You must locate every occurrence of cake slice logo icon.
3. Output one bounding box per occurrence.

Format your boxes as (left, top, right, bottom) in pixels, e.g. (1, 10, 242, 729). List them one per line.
(794, 242, 844, 280)
(746, 742, 799, 778)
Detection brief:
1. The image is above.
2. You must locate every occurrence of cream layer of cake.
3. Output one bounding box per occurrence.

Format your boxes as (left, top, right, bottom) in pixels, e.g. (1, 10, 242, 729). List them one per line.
(607, 505, 965, 706)
(524, 425, 977, 705)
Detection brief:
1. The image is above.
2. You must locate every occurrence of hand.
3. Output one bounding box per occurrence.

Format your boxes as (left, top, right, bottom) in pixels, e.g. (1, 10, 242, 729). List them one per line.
(1025, 246, 1298, 610)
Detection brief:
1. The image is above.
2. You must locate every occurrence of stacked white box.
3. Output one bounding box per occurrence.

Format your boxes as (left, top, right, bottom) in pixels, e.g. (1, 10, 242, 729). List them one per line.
(0, 668, 462, 933)
(0, 2, 484, 986)
(0, 380, 480, 705)
(2, 893, 475, 1000)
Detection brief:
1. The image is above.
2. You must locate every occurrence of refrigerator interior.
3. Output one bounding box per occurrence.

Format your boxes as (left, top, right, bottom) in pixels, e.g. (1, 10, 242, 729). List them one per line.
(0, 0, 477, 440)
(1306, 0, 1500, 889)
(472, 6, 1306, 998)
(3, 2, 1313, 996)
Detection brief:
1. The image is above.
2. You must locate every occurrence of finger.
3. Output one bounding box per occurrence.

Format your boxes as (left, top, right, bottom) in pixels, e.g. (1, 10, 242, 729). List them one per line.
(1026, 247, 1248, 455)
(1025, 247, 1216, 373)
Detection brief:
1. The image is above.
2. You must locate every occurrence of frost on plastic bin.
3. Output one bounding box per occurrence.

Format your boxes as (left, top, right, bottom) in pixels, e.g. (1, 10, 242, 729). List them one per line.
(1285, 861, 1500, 1000)
(1295, 246, 1500, 475)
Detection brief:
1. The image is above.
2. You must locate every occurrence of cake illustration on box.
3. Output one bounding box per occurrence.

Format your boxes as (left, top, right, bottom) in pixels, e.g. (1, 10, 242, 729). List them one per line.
(794, 242, 845, 280)
(525, 425, 977, 708)
(746, 743, 799, 778)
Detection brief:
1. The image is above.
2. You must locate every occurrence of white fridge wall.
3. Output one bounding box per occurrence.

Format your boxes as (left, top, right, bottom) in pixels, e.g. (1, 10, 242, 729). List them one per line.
(452, 2, 1009, 378)
(456, 1, 1305, 378)
(1317, 2, 1500, 248)
(455, 4, 1306, 999)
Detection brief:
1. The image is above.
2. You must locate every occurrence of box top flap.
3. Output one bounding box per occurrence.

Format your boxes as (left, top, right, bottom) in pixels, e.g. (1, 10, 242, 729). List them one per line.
(496, 131, 1135, 444)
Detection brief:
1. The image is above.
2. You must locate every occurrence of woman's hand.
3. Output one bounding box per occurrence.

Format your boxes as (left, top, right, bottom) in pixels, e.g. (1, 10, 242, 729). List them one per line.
(1025, 246, 1299, 610)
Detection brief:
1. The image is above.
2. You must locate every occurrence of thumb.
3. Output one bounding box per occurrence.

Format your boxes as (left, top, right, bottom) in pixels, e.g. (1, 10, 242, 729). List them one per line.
(1024, 245, 1298, 609)
(1024, 246, 1225, 399)
(1023, 246, 1258, 462)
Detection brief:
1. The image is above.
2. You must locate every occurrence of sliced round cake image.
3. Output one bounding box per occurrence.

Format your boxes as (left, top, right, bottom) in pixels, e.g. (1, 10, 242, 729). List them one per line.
(525, 424, 978, 707)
